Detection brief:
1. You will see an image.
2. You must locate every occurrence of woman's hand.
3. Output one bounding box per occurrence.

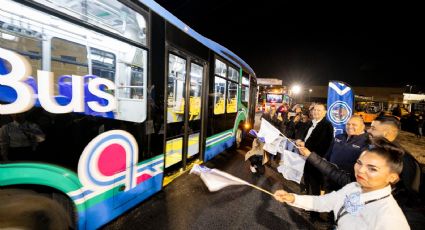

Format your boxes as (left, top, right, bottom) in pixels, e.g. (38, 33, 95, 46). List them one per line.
(274, 190, 295, 203)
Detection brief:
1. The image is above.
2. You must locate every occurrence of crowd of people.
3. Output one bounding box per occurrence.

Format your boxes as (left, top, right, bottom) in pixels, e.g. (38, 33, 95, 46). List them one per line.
(255, 102, 424, 229)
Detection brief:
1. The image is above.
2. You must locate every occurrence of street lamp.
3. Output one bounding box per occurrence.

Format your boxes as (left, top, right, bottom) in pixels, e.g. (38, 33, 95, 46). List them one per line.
(406, 85, 413, 93)
(292, 85, 301, 94)
(291, 85, 302, 103)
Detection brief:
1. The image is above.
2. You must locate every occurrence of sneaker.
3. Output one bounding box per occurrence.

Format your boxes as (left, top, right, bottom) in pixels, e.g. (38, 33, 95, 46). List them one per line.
(250, 165, 257, 173)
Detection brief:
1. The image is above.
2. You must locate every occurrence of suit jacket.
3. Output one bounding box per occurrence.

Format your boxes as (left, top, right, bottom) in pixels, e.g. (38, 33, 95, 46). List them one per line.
(303, 118, 334, 157)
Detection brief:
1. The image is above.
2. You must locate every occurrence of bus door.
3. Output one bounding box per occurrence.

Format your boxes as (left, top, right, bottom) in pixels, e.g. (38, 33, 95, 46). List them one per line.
(164, 52, 205, 177)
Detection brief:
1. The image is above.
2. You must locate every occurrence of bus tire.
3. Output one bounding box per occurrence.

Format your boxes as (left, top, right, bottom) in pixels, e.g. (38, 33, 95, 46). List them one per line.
(0, 189, 71, 230)
(235, 127, 243, 149)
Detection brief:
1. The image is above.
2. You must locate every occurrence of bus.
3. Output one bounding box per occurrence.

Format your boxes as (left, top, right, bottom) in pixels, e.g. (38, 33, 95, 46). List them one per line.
(410, 102, 425, 115)
(0, 0, 257, 229)
(354, 96, 385, 123)
(257, 84, 291, 112)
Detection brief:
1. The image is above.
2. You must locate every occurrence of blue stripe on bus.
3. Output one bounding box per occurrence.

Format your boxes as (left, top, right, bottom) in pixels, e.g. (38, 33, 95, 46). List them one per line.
(204, 137, 235, 162)
(206, 132, 233, 145)
(136, 160, 163, 173)
(69, 189, 93, 200)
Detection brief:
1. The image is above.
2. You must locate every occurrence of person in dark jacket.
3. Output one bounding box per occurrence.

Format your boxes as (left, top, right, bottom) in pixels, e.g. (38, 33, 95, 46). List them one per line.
(295, 104, 334, 201)
(416, 115, 424, 138)
(294, 113, 310, 140)
(368, 116, 422, 204)
(324, 115, 369, 190)
(284, 115, 298, 139)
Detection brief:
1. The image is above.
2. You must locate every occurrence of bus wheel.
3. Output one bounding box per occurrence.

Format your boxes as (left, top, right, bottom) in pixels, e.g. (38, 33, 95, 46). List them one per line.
(0, 189, 71, 230)
(235, 128, 243, 148)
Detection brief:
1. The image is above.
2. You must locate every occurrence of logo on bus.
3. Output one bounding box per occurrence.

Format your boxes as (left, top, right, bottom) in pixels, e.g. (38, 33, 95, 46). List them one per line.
(329, 101, 352, 124)
(78, 130, 138, 192)
(0, 47, 116, 115)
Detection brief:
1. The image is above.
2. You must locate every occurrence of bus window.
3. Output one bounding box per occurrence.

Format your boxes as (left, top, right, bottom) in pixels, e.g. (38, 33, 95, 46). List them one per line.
(0, 0, 148, 122)
(227, 81, 238, 113)
(167, 54, 186, 123)
(90, 47, 116, 82)
(241, 76, 250, 107)
(116, 47, 147, 101)
(35, 0, 148, 46)
(0, 30, 42, 77)
(214, 77, 226, 114)
(189, 63, 203, 120)
(129, 66, 144, 100)
(51, 38, 89, 94)
(228, 66, 239, 82)
(214, 59, 226, 77)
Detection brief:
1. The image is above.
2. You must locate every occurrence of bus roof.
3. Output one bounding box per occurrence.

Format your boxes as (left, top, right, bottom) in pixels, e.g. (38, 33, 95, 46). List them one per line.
(139, 0, 256, 77)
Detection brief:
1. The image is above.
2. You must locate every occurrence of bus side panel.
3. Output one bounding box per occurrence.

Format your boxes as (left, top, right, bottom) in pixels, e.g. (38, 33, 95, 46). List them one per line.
(204, 107, 247, 162)
(165, 24, 209, 61)
(205, 130, 235, 162)
(149, 11, 166, 163)
(73, 154, 163, 229)
(0, 154, 164, 230)
(207, 53, 229, 137)
(83, 168, 163, 229)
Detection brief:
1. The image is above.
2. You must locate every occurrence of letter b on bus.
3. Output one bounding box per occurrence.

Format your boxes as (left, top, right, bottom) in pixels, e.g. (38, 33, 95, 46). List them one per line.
(0, 47, 35, 114)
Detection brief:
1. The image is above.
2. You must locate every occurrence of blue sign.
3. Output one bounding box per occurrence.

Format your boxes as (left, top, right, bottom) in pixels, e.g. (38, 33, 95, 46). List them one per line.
(327, 81, 354, 136)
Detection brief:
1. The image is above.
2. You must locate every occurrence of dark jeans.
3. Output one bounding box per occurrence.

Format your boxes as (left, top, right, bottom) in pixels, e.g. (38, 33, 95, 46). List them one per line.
(249, 155, 265, 174)
(303, 162, 323, 195)
(303, 162, 324, 220)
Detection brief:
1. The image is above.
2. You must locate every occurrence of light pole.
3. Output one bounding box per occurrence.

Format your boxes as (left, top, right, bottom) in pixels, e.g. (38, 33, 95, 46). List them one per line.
(406, 85, 413, 93)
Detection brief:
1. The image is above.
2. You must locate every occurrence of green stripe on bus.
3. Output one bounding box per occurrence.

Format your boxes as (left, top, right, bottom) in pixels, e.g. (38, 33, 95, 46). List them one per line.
(0, 163, 82, 193)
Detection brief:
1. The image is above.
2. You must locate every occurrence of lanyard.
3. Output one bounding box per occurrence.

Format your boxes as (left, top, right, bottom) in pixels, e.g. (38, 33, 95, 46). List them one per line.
(335, 194, 390, 225)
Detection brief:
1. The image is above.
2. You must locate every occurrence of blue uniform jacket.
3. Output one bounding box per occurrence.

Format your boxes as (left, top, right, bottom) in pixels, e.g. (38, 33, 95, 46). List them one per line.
(325, 132, 369, 175)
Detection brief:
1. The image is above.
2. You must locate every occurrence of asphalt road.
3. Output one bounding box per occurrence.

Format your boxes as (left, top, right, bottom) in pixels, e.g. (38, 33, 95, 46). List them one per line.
(102, 145, 326, 230)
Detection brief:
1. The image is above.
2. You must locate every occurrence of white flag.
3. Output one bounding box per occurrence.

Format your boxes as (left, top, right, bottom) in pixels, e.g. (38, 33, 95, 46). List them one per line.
(190, 164, 249, 192)
(263, 136, 286, 155)
(277, 150, 306, 184)
(257, 118, 281, 144)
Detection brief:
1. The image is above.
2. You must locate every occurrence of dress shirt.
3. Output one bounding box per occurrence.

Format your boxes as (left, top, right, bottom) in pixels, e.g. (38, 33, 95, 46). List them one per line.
(304, 118, 322, 142)
(289, 182, 410, 230)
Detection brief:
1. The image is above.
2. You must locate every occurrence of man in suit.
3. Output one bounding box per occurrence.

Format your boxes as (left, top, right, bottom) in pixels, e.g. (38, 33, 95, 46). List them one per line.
(296, 103, 334, 219)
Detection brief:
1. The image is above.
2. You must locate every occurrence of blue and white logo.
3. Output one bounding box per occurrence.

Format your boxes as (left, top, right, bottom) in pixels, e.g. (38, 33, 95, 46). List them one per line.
(329, 101, 352, 125)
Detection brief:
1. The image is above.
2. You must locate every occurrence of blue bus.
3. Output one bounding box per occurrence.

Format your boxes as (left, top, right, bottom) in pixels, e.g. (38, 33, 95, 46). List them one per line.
(0, 0, 257, 229)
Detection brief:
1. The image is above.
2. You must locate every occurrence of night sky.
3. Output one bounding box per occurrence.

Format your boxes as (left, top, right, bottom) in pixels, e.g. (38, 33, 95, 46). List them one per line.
(155, 0, 424, 91)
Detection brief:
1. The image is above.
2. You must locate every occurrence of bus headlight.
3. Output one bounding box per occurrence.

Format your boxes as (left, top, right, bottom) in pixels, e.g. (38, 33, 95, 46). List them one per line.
(244, 122, 250, 130)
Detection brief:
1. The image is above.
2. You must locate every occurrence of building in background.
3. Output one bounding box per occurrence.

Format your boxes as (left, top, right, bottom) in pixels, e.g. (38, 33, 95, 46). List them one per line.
(403, 93, 425, 115)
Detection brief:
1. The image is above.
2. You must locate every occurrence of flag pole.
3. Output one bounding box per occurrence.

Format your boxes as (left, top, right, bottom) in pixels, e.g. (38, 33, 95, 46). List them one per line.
(279, 133, 299, 148)
(246, 183, 274, 196)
